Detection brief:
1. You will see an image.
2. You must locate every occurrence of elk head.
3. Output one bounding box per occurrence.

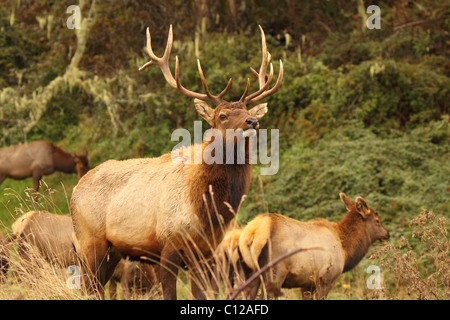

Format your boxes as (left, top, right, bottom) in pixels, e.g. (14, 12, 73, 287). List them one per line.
(340, 193, 390, 242)
(139, 25, 283, 139)
(73, 151, 89, 179)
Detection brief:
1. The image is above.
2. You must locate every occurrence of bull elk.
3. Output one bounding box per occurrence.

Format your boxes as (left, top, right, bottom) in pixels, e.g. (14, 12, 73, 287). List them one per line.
(0, 140, 89, 194)
(238, 193, 390, 299)
(70, 25, 283, 299)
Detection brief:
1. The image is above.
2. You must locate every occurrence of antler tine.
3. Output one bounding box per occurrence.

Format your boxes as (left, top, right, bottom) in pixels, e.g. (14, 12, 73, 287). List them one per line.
(174, 56, 206, 100)
(244, 63, 274, 102)
(239, 78, 251, 102)
(197, 60, 231, 103)
(246, 60, 283, 105)
(139, 25, 230, 105)
(242, 25, 283, 105)
(162, 25, 173, 61)
(139, 25, 177, 88)
(258, 25, 270, 88)
(217, 78, 232, 100)
(137, 27, 158, 71)
(197, 59, 212, 97)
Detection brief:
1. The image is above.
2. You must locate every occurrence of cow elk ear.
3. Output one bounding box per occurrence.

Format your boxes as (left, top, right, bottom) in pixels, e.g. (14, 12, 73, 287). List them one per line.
(248, 103, 268, 120)
(194, 98, 215, 126)
(340, 192, 354, 211)
(355, 196, 370, 218)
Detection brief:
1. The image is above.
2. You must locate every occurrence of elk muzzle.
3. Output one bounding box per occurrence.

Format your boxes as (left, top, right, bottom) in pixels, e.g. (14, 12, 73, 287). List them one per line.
(245, 117, 259, 130)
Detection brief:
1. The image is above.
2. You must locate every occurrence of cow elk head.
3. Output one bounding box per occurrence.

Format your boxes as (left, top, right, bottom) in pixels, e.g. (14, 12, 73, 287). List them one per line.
(340, 193, 390, 242)
(73, 151, 89, 179)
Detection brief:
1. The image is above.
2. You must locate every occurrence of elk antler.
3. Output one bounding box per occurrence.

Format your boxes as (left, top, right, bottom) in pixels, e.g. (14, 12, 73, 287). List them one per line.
(139, 25, 231, 105)
(242, 25, 284, 105)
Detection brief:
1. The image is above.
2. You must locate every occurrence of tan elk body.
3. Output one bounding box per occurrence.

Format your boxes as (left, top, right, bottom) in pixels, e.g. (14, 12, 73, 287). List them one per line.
(12, 211, 78, 268)
(238, 193, 390, 299)
(0, 140, 89, 193)
(70, 25, 283, 299)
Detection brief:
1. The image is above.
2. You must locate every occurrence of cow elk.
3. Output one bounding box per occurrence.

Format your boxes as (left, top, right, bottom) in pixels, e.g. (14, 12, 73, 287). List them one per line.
(109, 258, 160, 300)
(0, 140, 89, 195)
(238, 193, 390, 299)
(11, 211, 78, 270)
(70, 24, 283, 299)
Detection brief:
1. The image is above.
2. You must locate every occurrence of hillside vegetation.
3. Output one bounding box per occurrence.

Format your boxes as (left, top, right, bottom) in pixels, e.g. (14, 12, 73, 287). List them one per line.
(0, 0, 448, 300)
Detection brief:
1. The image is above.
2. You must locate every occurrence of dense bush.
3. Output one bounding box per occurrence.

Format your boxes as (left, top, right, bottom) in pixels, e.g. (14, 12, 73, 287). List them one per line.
(244, 118, 449, 224)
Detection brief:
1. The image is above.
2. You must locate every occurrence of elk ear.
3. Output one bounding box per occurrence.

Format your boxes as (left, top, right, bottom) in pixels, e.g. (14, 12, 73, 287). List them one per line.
(340, 193, 355, 211)
(355, 196, 370, 218)
(194, 99, 215, 126)
(248, 103, 268, 120)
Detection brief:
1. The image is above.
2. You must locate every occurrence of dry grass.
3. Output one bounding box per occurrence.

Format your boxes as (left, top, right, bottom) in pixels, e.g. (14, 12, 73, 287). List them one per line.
(0, 240, 84, 300)
(0, 183, 448, 300)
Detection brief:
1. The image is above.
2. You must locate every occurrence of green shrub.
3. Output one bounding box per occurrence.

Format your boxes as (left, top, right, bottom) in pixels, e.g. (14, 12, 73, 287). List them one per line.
(244, 118, 450, 228)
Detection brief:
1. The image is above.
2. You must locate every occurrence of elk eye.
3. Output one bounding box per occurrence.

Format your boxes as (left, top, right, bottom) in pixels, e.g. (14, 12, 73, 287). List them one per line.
(219, 114, 228, 121)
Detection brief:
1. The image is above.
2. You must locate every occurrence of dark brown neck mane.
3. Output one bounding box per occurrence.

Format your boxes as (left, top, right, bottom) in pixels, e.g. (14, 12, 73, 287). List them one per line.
(337, 211, 372, 273)
(188, 136, 253, 248)
(207, 135, 252, 214)
(52, 146, 76, 174)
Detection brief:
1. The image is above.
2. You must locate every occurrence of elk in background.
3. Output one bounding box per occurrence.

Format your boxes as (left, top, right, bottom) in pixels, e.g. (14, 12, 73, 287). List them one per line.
(70, 24, 283, 299)
(0, 140, 89, 193)
(11, 211, 78, 271)
(109, 258, 159, 300)
(238, 193, 390, 299)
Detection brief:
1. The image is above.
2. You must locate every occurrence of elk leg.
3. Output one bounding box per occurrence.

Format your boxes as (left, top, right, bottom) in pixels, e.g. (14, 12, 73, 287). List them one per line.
(313, 279, 333, 300)
(240, 266, 262, 299)
(160, 246, 181, 300)
(78, 237, 112, 299)
(246, 274, 262, 299)
(189, 265, 208, 300)
(98, 246, 122, 294)
(265, 264, 287, 299)
(31, 171, 42, 202)
(32, 171, 42, 192)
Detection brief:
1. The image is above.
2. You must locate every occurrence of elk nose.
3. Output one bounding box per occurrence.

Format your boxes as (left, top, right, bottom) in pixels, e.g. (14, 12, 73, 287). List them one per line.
(246, 117, 259, 129)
